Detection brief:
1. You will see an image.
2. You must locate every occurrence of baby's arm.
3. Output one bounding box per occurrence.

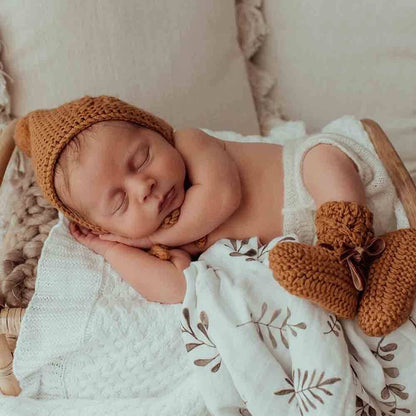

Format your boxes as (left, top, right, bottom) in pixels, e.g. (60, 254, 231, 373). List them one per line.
(70, 222, 189, 303)
(104, 244, 189, 303)
(149, 128, 242, 247)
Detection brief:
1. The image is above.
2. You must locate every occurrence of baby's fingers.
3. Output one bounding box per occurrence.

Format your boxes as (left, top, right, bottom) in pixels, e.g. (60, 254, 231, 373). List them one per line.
(70, 222, 88, 236)
(99, 233, 153, 249)
(70, 222, 95, 244)
(100, 234, 137, 246)
(69, 222, 81, 238)
(99, 234, 118, 242)
(79, 226, 90, 236)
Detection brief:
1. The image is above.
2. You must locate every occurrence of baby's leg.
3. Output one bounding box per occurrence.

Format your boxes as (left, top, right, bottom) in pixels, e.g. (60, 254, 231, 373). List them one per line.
(270, 139, 416, 337)
(270, 140, 377, 319)
(302, 143, 366, 207)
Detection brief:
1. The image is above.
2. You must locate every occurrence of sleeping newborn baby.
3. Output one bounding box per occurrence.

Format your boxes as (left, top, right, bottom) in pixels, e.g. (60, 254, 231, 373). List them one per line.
(14, 95, 416, 337)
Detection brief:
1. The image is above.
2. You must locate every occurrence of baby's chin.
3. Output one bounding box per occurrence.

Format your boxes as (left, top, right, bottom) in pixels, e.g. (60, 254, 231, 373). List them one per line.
(99, 213, 167, 240)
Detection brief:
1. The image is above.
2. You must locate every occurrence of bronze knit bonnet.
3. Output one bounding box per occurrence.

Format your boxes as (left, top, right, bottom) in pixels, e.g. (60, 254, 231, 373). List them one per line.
(14, 95, 175, 233)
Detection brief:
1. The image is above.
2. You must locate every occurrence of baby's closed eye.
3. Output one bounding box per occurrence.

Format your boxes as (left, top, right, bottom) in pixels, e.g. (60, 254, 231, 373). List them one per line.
(111, 146, 151, 215)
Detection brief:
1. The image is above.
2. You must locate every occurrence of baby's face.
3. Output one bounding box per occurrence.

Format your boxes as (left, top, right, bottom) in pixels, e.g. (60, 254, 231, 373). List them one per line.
(64, 120, 186, 239)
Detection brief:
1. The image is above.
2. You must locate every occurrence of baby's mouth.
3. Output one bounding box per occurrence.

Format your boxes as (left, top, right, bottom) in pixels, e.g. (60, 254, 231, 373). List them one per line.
(158, 187, 175, 213)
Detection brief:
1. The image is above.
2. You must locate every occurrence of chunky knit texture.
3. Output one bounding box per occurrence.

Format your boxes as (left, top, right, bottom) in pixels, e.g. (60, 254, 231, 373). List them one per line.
(13, 95, 207, 259)
(269, 240, 359, 318)
(270, 200, 416, 334)
(358, 228, 416, 336)
(269, 201, 377, 319)
(14, 95, 175, 234)
(315, 201, 374, 252)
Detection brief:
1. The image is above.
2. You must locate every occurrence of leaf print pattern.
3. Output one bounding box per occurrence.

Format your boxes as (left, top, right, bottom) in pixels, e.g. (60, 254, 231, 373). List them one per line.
(181, 308, 222, 373)
(236, 304, 306, 349)
(274, 369, 341, 415)
(205, 264, 223, 276)
(238, 407, 252, 416)
(343, 334, 369, 398)
(356, 396, 378, 416)
(181, 235, 416, 415)
(323, 314, 342, 337)
(224, 236, 297, 262)
(371, 337, 410, 414)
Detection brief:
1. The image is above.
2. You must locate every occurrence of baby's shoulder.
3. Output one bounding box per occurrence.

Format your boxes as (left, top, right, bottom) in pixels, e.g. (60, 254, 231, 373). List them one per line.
(173, 127, 225, 150)
(173, 128, 232, 181)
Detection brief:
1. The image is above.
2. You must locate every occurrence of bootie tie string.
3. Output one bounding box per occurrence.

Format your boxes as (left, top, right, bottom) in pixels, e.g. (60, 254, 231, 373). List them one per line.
(339, 237, 386, 291)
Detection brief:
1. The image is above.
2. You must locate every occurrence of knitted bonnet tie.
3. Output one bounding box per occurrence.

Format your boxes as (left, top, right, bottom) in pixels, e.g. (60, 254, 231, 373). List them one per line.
(14, 95, 207, 260)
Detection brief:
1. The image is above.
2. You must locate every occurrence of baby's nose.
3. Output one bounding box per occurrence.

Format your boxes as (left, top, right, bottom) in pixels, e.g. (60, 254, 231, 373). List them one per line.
(138, 178, 156, 203)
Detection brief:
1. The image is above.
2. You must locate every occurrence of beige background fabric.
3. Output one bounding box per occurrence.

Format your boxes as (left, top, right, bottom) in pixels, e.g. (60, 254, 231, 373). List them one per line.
(0, 0, 259, 134)
(256, 0, 416, 174)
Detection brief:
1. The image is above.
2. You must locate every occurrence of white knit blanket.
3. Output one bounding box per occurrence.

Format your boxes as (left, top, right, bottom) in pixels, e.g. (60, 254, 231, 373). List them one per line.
(1, 211, 210, 415)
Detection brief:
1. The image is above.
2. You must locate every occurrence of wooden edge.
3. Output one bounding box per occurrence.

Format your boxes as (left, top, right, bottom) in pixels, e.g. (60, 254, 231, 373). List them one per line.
(0, 308, 25, 337)
(0, 307, 24, 396)
(0, 307, 25, 396)
(361, 119, 416, 228)
(0, 334, 21, 396)
(0, 308, 25, 397)
(0, 119, 18, 188)
(0, 119, 22, 395)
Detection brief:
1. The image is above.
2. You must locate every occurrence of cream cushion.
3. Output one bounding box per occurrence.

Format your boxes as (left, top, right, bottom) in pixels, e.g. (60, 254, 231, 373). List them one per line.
(256, 0, 416, 174)
(0, 0, 258, 134)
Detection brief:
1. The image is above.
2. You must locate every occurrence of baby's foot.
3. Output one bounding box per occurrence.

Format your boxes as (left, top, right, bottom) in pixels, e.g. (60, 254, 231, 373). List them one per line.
(268, 241, 359, 318)
(358, 228, 416, 336)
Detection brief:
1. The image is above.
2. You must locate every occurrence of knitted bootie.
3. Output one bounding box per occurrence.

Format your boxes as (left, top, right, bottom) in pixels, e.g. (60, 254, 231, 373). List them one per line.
(358, 228, 416, 336)
(268, 201, 383, 319)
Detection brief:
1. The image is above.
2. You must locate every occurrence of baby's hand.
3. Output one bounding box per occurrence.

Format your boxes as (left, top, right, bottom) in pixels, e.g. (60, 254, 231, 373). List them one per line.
(69, 222, 120, 258)
(98, 233, 154, 249)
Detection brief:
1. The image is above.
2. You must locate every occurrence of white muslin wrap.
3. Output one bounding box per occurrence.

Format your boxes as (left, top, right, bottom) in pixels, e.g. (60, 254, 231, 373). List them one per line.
(181, 234, 416, 415)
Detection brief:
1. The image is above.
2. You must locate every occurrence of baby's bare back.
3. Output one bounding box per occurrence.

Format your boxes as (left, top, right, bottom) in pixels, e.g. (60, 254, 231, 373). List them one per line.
(180, 137, 284, 256)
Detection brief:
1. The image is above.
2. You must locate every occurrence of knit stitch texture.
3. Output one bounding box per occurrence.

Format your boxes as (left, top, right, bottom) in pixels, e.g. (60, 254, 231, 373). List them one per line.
(14, 95, 175, 234)
(13, 212, 208, 415)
